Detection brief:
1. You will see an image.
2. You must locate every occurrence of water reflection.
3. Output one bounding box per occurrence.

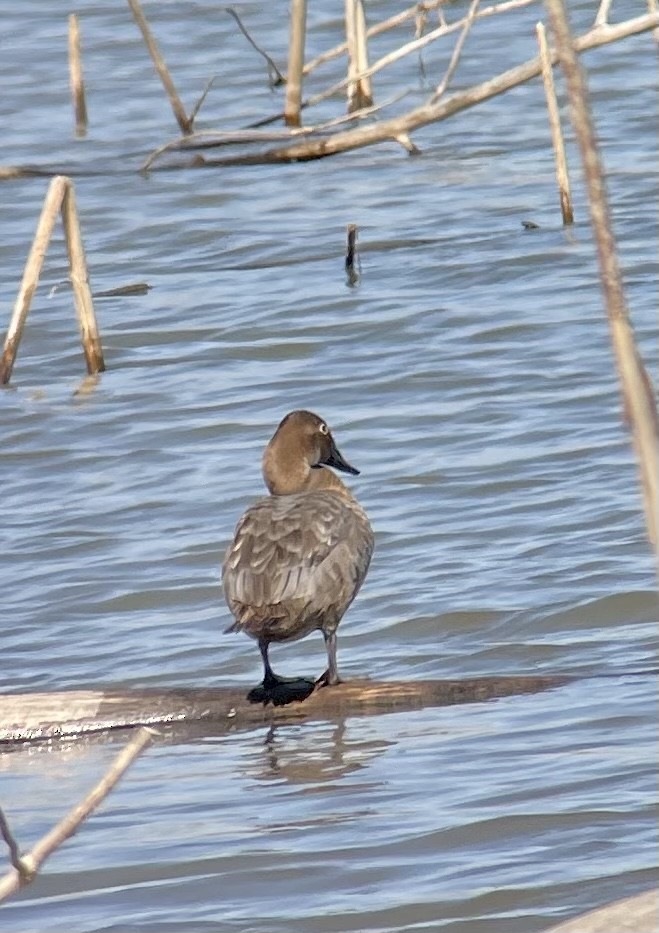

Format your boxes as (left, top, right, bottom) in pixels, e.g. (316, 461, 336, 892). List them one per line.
(250, 720, 393, 785)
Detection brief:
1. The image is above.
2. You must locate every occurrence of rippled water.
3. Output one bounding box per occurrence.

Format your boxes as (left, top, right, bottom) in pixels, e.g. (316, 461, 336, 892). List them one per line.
(1, 1, 657, 930)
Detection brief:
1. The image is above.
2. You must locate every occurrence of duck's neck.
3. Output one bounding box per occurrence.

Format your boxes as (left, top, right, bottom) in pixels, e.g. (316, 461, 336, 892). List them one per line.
(263, 452, 349, 497)
(305, 466, 351, 496)
(262, 438, 309, 495)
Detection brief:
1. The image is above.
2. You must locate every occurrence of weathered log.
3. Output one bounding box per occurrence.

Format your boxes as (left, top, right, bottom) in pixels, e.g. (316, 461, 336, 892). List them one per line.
(542, 888, 658, 933)
(0, 674, 569, 744)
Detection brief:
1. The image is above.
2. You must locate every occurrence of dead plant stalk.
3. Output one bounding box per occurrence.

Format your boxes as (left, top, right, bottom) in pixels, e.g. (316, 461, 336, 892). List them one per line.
(0, 728, 154, 903)
(206, 10, 659, 165)
(127, 0, 192, 134)
(0, 175, 105, 385)
(284, 0, 307, 127)
(545, 0, 658, 549)
(345, 0, 374, 112)
(536, 21, 574, 225)
(68, 14, 88, 136)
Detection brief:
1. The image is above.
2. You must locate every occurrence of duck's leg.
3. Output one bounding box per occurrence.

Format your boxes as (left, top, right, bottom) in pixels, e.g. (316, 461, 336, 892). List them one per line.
(316, 630, 342, 687)
(247, 638, 315, 706)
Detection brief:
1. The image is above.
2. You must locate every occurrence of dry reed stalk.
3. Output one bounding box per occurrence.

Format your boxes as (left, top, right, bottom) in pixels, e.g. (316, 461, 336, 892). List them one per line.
(206, 10, 659, 165)
(648, 0, 659, 44)
(354, 0, 374, 106)
(594, 0, 613, 27)
(345, 223, 359, 285)
(0, 177, 67, 384)
(61, 184, 106, 376)
(127, 0, 192, 134)
(226, 7, 285, 87)
(142, 91, 407, 171)
(535, 21, 574, 225)
(430, 0, 481, 103)
(284, 0, 307, 127)
(545, 0, 658, 549)
(345, 0, 374, 112)
(295, 0, 537, 122)
(68, 14, 88, 137)
(0, 728, 154, 903)
(0, 175, 105, 385)
(302, 0, 536, 79)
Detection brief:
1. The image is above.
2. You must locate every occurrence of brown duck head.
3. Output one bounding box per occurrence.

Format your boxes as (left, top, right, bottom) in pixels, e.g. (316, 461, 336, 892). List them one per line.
(262, 410, 359, 495)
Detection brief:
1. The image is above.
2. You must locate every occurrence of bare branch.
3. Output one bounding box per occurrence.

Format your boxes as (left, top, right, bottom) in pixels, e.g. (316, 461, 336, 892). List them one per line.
(188, 75, 217, 125)
(430, 0, 481, 103)
(594, 0, 613, 28)
(303, 0, 536, 77)
(226, 7, 285, 87)
(126, 0, 192, 134)
(299, 0, 537, 117)
(192, 10, 659, 166)
(0, 810, 27, 880)
(0, 727, 155, 903)
(142, 92, 408, 171)
(545, 0, 658, 549)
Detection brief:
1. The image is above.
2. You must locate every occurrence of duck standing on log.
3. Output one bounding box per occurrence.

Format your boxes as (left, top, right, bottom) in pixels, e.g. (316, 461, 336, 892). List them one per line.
(223, 410, 374, 706)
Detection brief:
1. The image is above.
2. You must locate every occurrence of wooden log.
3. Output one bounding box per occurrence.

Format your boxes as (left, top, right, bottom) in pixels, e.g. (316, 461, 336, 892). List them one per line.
(542, 888, 658, 933)
(0, 674, 570, 743)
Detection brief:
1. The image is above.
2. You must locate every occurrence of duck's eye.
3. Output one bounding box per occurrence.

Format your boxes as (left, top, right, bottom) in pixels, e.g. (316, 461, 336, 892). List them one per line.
(318, 422, 329, 435)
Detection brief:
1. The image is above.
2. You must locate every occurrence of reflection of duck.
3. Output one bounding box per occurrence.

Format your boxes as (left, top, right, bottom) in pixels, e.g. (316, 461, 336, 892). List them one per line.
(223, 410, 374, 706)
(255, 721, 393, 785)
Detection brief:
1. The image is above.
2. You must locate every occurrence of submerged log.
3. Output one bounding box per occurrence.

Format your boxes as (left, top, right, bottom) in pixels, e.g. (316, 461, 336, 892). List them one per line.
(0, 674, 569, 744)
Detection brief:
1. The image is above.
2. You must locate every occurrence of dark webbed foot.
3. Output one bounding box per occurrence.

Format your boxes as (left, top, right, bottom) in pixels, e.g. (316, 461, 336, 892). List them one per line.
(247, 674, 316, 707)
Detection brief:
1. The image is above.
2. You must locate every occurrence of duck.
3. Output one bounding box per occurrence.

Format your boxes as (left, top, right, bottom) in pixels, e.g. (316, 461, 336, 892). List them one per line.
(223, 410, 374, 706)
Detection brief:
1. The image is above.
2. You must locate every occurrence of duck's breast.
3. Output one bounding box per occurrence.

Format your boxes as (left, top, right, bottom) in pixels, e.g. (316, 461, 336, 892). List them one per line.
(223, 491, 373, 632)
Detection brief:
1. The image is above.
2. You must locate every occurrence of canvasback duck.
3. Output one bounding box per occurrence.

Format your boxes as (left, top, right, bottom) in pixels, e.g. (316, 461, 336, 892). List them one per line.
(223, 410, 374, 705)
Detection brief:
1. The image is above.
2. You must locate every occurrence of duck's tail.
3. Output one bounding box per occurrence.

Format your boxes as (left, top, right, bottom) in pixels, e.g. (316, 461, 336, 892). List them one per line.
(224, 620, 241, 634)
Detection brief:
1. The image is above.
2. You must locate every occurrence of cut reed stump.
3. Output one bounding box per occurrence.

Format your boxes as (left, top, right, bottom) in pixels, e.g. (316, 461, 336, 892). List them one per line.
(0, 674, 569, 743)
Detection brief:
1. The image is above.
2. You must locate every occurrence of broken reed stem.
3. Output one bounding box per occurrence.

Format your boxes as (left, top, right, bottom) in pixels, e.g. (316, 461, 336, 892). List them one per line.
(430, 0, 481, 103)
(0, 810, 23, 878)
(303, 0, 536, 79)
(142, 91, 407, 171)
(594, 0, 613, 27)
(208, 10, 659, 165)
(354, 0, 373, 107)
(295, 0, 537, 123)
(61, 184, 106, 376)
(127, 0, 192, 135)
(0, 728, 154, 904)
(284, 0, 307, 127)
(68, 14, 88, 137)
(188, 75, 216, 127)
(536, 21, 574, 225)
(0, 175, 105, 385)
(0, 177, 67, 384)
(648, 0, 659, 45)
(345, 223, 359, 285)
(226, 7, 285, 87)
(345, 0, 374, 113)
(545, 0, 658, 549)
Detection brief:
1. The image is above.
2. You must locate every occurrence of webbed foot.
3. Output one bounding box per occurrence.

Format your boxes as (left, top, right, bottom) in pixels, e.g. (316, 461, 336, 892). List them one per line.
(247, 674, 316, 707)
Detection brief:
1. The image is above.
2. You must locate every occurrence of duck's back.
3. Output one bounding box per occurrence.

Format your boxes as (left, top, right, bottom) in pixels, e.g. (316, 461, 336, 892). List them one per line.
(223, 490, 373, 641)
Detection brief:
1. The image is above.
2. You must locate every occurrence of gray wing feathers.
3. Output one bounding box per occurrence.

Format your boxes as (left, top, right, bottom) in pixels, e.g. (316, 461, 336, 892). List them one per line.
(223, 492, 373, 629)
